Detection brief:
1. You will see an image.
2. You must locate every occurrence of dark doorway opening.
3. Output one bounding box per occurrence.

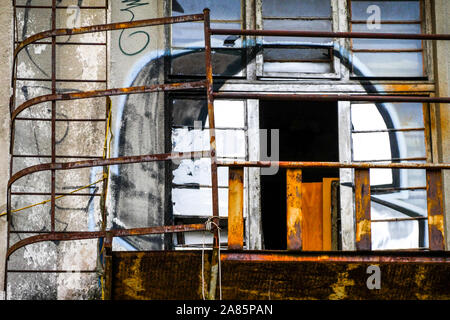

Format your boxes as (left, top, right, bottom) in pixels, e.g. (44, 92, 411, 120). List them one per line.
(260, 100, 340, 250)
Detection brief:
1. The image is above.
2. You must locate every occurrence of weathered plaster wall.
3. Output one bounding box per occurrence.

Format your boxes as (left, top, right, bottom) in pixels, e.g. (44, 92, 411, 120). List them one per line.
(2, 1, 108, 299)
(108, 0, 169, 251)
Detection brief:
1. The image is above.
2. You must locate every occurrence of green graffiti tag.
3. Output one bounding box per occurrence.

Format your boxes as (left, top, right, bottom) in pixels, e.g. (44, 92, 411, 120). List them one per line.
(119, 0, 151, 56)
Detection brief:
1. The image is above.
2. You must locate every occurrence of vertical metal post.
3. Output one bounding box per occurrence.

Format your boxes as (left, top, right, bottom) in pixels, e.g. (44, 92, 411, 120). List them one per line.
(103, 232, 113, 300)
(203, 8, 219, 248)
(426, 169, 445, 250)
(50, 0, 57, 232)
(228, 167, 244, 250)
(286, 169, 302, 250)
(355, 169, 371, 251)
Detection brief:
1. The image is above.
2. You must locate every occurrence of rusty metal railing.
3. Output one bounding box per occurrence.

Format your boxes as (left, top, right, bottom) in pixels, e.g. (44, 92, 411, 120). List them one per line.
(4, 5, 450, 300)
(5, 5, 214, 300)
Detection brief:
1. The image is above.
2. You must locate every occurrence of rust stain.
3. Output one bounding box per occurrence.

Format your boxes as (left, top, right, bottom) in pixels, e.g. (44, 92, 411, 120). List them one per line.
(228, 167, 244, 250)
(286, 169, 302, 250)
(328, 264, 358, 300)
(356, 219, 371, 243)
(122, 254, 145, 299)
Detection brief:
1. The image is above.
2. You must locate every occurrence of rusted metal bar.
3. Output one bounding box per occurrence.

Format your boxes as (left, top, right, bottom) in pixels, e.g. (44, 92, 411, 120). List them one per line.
(352, 128, 425, 133)
(8, 151, 211, 189)
(15, 41, 107, 46)
(7, 270, 97, 273)
(103, 232, 113, 300)
(203, 8, 220, 249)
(11, 192, 100, 197)
(216, 160, 450, 170)
(12, 155, 103, 159)
(286, 169, 302, 251)
(371, 217, 428, 223)
(213, 92, 450, 104)
(210, 28, 450, 40)
(51, 0, 56, 233)
(11, 81, 206, 121)
(10, 81, 206, 154)
(15, 77, 106, 82)
(354, 157, 427, 162)
(15, 5, 108, 9)
(426, 170, 445, 250)
(13, 14, 205, 61)
(227, 167, 244, 250)
(15, 118, 107, 122)
(6, 224, 207, 259)
(355, 169, 371, 251)
(221, 251, 450, 263)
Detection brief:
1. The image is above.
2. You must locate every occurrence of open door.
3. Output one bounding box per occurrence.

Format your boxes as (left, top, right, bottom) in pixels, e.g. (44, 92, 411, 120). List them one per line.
(260, 100, 340, 250)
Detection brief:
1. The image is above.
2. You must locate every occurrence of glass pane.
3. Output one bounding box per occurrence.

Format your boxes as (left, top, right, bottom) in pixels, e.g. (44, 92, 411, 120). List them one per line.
(264, 61, 332, 73)
(352, 52, 423, 77)
(263, 47, 331, 61)
(351, 1, 420, 21)
(352, 132, 391, 161)
(170, 49, 244, 76)
(172, 99, 245, 128)
(371, 219, 421, 249)
(262, 0, 331, 18)
(172, 128, 245, 158)
(263, 19, 332, 44)
(213, 100, 245, 128)
(352, 24, 422, 50)
(172, 0, 241, 20)
(172, 187, 229, 216)
(172, 22, 242, 48)
(172, 99, 208, 127)
(352, 103, 388, 131)
(172, 158, 229, 186)
(387, 103, 424, 128)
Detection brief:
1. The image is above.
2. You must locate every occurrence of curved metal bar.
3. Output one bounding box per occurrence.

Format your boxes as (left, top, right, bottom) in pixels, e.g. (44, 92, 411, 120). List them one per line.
(6, 224, 207, 259)
(9, 80, 206, 154)
(11, 80, 207, 121)
(217, 160, 450, 170)
(12, 13, 205, 77)
(8, 150, 211, 189)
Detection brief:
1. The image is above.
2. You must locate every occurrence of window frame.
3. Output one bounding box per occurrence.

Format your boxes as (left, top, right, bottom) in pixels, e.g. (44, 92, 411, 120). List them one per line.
(348, 0, 431, 80)
(254, 0, 342, 79)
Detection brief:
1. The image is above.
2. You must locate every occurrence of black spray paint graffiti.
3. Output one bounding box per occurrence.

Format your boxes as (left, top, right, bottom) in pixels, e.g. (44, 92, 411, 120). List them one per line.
(119, 0, 151, 56)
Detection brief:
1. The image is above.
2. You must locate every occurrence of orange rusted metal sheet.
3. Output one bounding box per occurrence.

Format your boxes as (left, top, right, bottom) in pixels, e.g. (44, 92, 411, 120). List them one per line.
(355, 169, 371, 251)
(109, 250, 450, 300)
(302, 183, 324, 251)
(323, 178, 339, 251)
(228, 167, 244, 250)
(286, 169, 302, 250)
(426, 170, 445, 250)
